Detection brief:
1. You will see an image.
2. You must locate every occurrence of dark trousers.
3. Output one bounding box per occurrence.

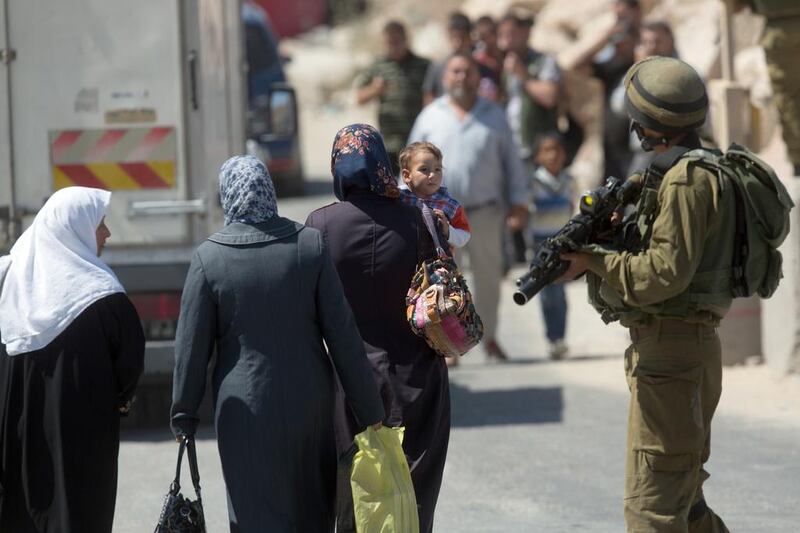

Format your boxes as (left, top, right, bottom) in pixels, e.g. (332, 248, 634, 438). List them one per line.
(539, 282, 567, 342)
(533, 239, 567, 342)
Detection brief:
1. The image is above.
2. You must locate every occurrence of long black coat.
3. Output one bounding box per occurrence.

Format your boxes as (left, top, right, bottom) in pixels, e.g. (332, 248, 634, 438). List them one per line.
(306, 191, 451, 533)
(170, 218, 384, 533)
(0, 293, 145, 533)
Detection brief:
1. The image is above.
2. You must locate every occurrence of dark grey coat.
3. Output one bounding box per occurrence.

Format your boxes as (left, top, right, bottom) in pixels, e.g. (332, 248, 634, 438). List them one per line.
(170, 217, 384, 533)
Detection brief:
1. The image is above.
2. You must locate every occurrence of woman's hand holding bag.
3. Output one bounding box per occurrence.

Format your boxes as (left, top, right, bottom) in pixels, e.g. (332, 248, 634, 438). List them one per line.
(154, 435, 206, 533)
(350, 426, 419, 533)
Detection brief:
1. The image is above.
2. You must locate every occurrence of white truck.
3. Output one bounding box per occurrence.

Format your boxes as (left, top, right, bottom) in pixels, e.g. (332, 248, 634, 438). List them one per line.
(0, 0, 300, 425)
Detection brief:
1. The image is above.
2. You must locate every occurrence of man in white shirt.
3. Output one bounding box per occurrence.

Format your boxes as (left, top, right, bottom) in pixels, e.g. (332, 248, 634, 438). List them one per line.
(408, 52, 529, 362)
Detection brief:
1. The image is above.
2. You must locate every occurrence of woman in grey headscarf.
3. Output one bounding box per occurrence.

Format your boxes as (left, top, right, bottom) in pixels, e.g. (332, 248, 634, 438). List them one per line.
(170, 156, 384, 532)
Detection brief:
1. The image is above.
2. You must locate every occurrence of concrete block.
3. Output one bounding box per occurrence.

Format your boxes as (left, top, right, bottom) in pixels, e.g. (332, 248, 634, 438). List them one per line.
(708, 79, 754, 148)
(719, 296, 762, 365)
(761, 180, 800, 374)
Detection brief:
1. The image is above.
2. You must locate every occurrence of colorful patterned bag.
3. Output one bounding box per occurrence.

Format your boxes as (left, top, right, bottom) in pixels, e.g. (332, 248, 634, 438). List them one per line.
(406, 204, 483, 357)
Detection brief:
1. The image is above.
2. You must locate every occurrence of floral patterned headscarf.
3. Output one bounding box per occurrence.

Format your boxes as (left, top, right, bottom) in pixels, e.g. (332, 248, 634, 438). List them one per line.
(218, 155, 278, 225)
(330, 124, 400, 201)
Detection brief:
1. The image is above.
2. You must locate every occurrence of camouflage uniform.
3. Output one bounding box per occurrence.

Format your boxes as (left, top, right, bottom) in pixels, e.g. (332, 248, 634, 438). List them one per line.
(586, 57, 733, 532)
(355, 53, 430, 171)
(588, 156, 732, 532)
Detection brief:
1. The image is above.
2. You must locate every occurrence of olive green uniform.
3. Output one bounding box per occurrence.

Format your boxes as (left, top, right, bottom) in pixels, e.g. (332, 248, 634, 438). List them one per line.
(749, 1, 800, 170)
(586, 156, 733, 532)
(355, 53, 430, 169)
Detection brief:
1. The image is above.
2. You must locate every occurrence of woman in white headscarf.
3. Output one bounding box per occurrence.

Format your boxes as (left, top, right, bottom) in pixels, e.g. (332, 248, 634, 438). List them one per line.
(0, 186, 145, 533)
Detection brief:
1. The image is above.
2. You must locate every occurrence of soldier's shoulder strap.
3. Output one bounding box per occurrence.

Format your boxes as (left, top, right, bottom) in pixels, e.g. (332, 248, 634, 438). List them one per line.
(646, 145, 694, 181)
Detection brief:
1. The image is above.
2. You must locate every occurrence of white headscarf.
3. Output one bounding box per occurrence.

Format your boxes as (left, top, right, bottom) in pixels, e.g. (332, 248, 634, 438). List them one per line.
(0, 187, 124, 355)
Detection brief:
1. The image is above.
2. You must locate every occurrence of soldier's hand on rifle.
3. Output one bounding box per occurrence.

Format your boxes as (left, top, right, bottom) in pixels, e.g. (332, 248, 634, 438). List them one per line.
(557, 252, 589, 282)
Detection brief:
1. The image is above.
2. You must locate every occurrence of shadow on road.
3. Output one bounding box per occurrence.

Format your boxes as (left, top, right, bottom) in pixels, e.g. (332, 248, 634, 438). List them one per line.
(123, 382, 567, 440)
(500, 353, 621, 366)
(121, 424, 216, 443)
(450, 382, 563, 427)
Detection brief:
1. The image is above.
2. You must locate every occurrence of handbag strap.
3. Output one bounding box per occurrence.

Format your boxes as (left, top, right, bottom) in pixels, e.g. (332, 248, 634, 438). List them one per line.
(420, 204, 447, 258)
(171, 435, 203, 498)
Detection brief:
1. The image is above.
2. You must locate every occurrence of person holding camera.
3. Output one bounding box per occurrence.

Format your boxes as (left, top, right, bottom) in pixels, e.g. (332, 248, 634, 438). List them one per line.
(572, 0, 642, 182)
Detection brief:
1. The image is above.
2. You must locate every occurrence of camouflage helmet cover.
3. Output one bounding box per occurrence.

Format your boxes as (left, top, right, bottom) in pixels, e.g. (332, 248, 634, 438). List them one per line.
(623, 56, 708, 133)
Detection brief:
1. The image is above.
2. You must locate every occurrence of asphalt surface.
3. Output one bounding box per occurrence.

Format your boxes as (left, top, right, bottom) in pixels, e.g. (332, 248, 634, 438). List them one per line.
(116, 188, 800, 532)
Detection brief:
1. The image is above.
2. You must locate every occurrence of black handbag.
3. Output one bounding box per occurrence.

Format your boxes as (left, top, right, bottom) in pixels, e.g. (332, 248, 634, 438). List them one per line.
(154, 435, 207, 533)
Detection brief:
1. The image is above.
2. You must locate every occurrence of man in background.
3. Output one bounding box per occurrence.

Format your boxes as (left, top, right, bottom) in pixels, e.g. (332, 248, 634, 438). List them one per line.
(571, 0, 642, 181)
(409, 52, 529, 363)
(422, 12, 474, 105)
(497, 9, 561, 264)
(497, 10, 561, 164)
(627, 20, 679, 175)
(356, 21, 430, 174)
(473, 15, 504, 102)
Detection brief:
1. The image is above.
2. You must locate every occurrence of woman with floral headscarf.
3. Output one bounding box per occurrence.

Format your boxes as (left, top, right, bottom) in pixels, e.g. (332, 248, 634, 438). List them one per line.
(0, 186, 144, 533)
(170, 155, 383, 532)
(306, 125, 450, 533)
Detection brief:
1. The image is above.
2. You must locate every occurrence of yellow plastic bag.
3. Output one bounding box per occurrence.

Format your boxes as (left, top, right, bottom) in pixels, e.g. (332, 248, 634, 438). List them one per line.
(350, 426, 420, 533)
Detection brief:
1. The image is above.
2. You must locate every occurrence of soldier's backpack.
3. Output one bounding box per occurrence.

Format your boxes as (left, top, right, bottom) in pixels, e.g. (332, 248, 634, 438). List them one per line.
(646, 143, 794, 299)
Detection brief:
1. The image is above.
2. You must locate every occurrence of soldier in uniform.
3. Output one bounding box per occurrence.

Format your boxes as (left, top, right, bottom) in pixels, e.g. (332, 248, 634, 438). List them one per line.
(560, 56, 732, 532)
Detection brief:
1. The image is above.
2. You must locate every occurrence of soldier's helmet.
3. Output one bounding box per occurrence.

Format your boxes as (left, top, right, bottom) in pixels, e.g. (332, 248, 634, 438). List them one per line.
(623, 56, 708, 133)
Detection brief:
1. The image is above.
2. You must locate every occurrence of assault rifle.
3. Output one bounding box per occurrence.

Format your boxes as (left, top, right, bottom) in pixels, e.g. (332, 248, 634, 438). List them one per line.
(513, 176, 642, 305)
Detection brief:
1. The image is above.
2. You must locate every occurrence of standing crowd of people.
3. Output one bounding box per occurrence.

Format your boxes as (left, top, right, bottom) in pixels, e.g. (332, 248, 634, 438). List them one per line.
(356, 1, 681, 361)
(1, 2, 788, 533)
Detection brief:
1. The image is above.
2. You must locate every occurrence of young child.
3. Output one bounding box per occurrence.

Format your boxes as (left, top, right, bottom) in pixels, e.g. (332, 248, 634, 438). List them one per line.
(398, 141, 471, 249)
(530, 131, 574, 360)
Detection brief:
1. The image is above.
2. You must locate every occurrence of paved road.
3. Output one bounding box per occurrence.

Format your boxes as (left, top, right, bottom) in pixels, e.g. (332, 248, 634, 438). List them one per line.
(117, 190, 800, 532)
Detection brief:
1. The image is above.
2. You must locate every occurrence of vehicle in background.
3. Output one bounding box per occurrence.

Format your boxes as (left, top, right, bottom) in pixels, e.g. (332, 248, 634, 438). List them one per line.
(0, 0, 300, 425)
(243, 1, 304, 197)
(253, 0, 326, 38)
(251, 0, 368, 38)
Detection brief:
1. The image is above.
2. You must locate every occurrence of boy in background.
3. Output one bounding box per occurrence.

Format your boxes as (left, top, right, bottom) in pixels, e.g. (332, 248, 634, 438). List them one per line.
(530, 132, 574, 359)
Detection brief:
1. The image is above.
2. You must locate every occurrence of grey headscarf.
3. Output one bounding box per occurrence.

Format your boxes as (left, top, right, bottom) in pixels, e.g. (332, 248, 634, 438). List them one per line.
(218, 155, 278, 225)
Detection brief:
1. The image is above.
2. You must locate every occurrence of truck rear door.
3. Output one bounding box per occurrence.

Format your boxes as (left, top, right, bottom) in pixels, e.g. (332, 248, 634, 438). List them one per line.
(0, 0, 13, 250)
(3, 0, 192, 244)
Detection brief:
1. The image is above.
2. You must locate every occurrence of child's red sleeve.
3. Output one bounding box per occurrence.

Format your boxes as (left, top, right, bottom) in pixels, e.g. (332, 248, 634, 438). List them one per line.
(450, 206, 471, 233)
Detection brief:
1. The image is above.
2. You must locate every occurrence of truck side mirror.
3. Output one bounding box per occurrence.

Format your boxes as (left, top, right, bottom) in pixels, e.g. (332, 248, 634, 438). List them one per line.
(248, 95, 271, 138)
(247, 84, 298, 141)
(267, 85, 298, 138)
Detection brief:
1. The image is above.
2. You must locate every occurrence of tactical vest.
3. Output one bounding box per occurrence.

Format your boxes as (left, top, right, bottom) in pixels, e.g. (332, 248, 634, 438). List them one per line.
(586, 146, 737, 326)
